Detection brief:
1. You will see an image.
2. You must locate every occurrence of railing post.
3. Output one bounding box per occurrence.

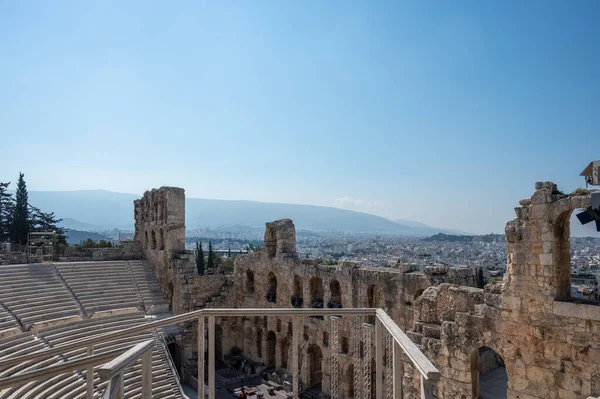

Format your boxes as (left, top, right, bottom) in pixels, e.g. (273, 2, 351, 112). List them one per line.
(198, 316, 205, 399)
(208, 315, 215, 399)
(292, 316, 299, 399)
(375, 317, 383, 399)
(393, 340, 403, 399)
(119, 372, 125, 398)
(141, 349, 152, 399)
(330, 316, 339, 399)
(86, 344, 94, 398)
(353, 317, 363, 399)
(363, 323, 373, 399)
(420, 375, 433, 399)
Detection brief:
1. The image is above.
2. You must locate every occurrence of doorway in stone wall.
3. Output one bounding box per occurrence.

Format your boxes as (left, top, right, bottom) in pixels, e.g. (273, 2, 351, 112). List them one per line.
(471, 347, 507, 399)
(265, 331, 276, 369)
(307, 344, 323, 387)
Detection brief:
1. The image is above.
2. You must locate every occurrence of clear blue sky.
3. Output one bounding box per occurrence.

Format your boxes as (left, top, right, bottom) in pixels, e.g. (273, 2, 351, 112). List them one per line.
(1, 1, 599, 234)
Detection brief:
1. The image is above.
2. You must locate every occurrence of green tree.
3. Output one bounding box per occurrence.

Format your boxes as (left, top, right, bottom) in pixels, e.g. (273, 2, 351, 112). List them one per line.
(0, 182, 13, 242)
(207, 241, 214, 271)
(30, 205, 68, 256)
(9, 173, 29, 245)
(476, 268, 486, 289)
(196, 241, 205, 275)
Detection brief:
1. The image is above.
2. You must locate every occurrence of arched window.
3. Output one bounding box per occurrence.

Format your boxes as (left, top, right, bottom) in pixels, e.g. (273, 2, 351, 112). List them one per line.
(291, 275, 304, 308)
(144, 231, 148, 249)
(328, 279, 342, 308)
(265, 331, 276, 368)
(159, 229, 165, 250)
(471, 347, 507, 398)
(367, 284, 380, 324)
(310, 277, 324, 308)
(246, 270, 255, 294)
(341, 336, 349, 354)
(266, 272, 277, 303)
(151, 230, 157, 250)
(308, 344, 323, 387)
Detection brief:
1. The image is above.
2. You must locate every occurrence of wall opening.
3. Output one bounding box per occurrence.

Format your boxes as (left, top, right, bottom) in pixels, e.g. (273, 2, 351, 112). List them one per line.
(307, 344, 323, 387)
(346, 364, 354, 397)
(265, 331, 276, 369)
(215, 324, 223, 361)
(291, 275, 304, 308)
(329, 279, 342, 308)
(341, 336, 349, 354)
(266, 272, 277, 303)
(265, 226, 277, 257)
(151, 230, 157, 250)
(367, 284, 381, 324)
(159, 228, 164, 250)
(256, 329, 263, 358)
(310, 277, 324, 308)
(144, 231, 148, 249)
(167, 342, 183, 377)
(555, 209, 600, 303)
(246, 270, 255, 294)
(471, 347, 507, 399)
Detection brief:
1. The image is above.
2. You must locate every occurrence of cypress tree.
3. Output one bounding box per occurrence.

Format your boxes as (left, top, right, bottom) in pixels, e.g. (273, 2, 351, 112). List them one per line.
(10, 173, 29, 245)
(476, 268, 486, 288)
(196, 241, 205, 275)
(0, 182, 13, 243)
(207, 241, 214, 271)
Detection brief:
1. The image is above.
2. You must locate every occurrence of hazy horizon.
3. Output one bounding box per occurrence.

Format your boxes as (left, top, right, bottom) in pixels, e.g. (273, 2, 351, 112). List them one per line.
(2, 1, 599, 234)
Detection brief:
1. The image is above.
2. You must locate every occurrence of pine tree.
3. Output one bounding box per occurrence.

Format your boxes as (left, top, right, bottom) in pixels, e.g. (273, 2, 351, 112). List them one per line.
(476, 268, 486, 288)
(196, 241, 205, 275)
(207, 241, 214, 271)
(9, 173, 29, 245)
(29, 205, 67, 255)
(0, 182, 13, 243)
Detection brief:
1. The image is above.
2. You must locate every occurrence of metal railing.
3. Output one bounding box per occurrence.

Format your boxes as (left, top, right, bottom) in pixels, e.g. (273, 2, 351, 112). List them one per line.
(0, 308, 440, 399)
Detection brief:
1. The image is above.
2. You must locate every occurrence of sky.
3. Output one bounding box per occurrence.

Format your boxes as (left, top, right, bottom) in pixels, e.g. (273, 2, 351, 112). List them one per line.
(1, 1, 599, 234)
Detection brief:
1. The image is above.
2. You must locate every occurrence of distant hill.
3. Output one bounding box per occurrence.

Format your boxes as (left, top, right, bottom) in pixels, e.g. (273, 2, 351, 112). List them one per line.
(28, 189, 462, 236)
(64, 229, 112, 245)
(425, 233, 505, 243)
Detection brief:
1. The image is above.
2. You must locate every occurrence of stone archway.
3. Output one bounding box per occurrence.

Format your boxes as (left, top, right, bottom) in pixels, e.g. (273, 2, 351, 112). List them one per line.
(471, 346, 507, 399)
(151, 230, 157, 249)
(329, 279, 342, 307)
(307, 344, 323, 387)
(265, 226, 277, 257)
(246, 269, 255, 294)
(265, 331, 276, 369)
(310, 277, 324, 308)
(267, 272, 277, 303)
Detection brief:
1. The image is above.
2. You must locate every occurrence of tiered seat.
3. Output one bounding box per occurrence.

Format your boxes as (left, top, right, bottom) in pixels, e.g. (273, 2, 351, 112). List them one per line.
(0, 264, 81, 329)
(128, 260, 171, 313)
(55, 262, 141, 315)
(38, 313, 183, 399)
(0, 306, 18, 333)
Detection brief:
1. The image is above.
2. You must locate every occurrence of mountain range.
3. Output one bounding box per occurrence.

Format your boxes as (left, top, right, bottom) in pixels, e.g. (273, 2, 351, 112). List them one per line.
(25, 189, 466, 236)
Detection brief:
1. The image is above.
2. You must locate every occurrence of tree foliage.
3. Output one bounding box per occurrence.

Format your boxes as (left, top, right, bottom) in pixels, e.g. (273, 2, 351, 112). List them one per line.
(207, 241, 214, 270)
(196, 241, 205, 275)
(0, 182, 13, 242)
(10, 173, 30, 245)
(476, 268, 487, 289)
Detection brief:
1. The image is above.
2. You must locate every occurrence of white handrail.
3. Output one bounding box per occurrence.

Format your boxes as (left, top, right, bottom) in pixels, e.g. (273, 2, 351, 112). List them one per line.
(98, 340, 154, 399)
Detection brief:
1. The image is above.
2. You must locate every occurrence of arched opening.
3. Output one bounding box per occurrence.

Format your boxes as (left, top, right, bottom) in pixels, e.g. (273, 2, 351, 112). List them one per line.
(159, 228, 164, 250)
(556, 209, 600, 302)
(266, 272, 277, 303)
(167, 342, 183, 377)
(265, 226, 277, 257)
(471, 347, 507, 399)
(346, 364, 354, 398)
(144, 231, 148, 249)
(256, 329, 263, 358)
(245, 270, 255, 294)
(307, 344, 323, 387)
(367, 284, 381, 324)
(310, 277, 324, 308)
(341, 336, 349, 354)
(280, 337, 290, 369)
(291, 275, 304, 308)
(215, 324, 223, 361)
(328, 279, 342, 308)
(151, 230, 157, 250)
(265, 331, 276, 369)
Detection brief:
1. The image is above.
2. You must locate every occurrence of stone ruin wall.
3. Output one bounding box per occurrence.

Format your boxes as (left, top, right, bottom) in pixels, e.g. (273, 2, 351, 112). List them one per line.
(134, 182, 600, 399)
(411, 182, 600, 399)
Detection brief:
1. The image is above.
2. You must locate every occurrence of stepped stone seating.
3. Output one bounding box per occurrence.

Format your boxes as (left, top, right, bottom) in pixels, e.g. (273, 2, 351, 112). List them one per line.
(55, 262, 141, 316)
(0, 264, 81, 330)
(0, 261, 182, 398)
(128, 260, 171, 314)
(0, 313, 184, 398)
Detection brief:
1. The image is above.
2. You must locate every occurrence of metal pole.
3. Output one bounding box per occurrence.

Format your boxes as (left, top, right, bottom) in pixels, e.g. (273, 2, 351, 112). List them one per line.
(86, 344, 94, 398)
(393, 340, 403, 399)
(141, 350, 152, 399)
(375, 317, 383, 399)
(208, 316, 215, 399)
(198, 316, 205, 399)
(292, 316, 299, 399)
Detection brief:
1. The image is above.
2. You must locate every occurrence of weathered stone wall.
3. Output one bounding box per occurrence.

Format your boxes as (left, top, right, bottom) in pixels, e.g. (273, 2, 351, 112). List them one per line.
(410, 182, 600, 399)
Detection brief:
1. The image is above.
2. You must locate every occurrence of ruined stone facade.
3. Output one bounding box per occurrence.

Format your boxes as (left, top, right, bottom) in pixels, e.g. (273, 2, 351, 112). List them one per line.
(135, 182, 600, 398)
